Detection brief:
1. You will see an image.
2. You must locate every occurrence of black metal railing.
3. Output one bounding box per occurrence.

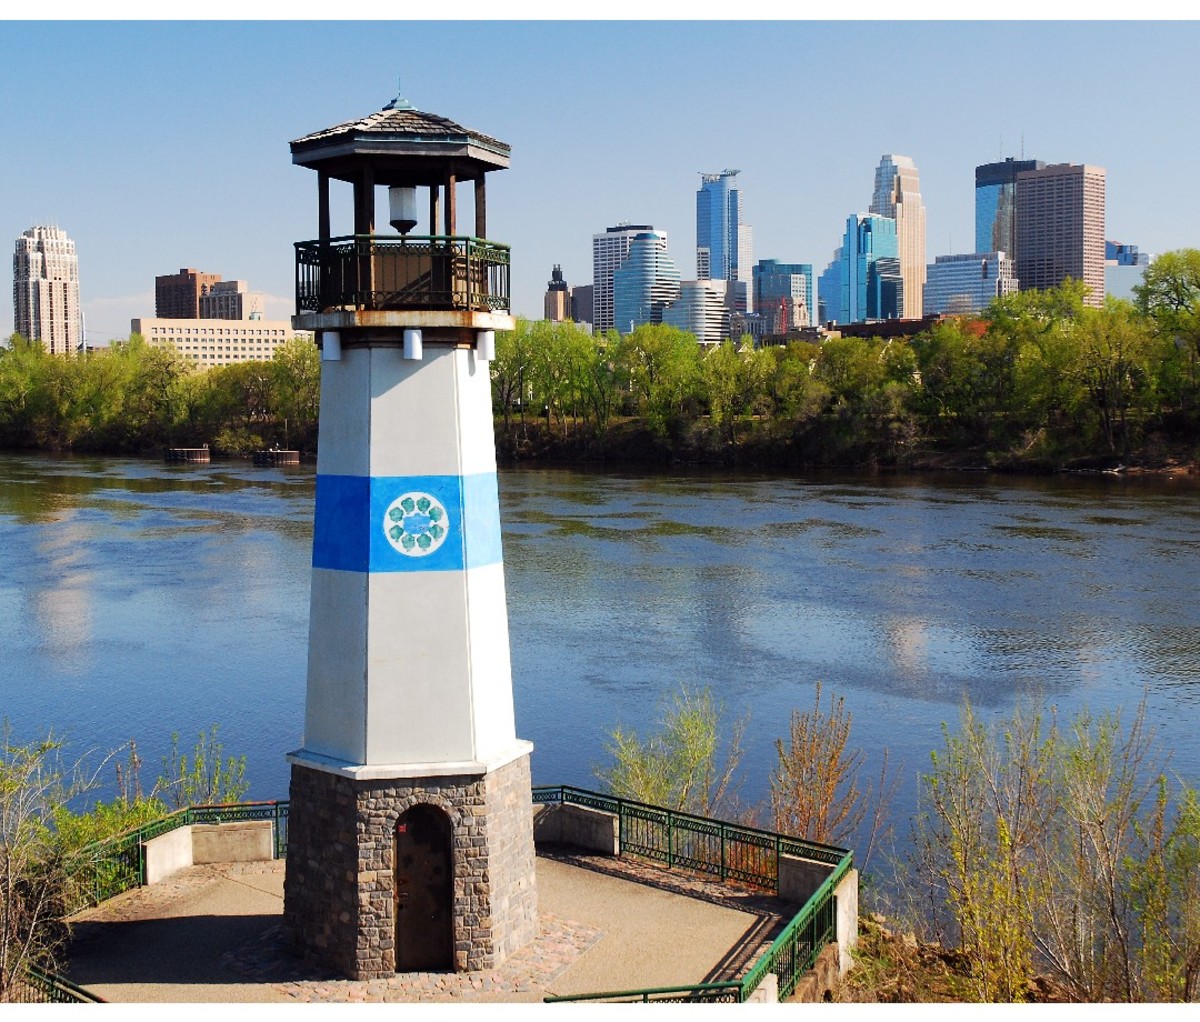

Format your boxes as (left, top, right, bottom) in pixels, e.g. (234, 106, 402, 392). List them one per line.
(295, 235, 510, 314)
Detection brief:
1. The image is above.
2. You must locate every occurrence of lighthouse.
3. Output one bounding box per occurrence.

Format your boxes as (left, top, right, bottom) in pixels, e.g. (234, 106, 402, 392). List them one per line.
(281, 88, 537, 980)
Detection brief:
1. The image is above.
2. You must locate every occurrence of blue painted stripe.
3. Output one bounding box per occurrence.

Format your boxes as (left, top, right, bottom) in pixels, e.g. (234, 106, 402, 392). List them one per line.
(312, 473, 503, 573)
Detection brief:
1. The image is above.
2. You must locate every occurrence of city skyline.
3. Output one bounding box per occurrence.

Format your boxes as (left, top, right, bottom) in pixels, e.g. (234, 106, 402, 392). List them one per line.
(3, 20, 1197, 343)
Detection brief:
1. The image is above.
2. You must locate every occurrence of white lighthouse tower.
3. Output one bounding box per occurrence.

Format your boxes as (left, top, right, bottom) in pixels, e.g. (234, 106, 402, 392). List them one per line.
(281, 89, 537, 979)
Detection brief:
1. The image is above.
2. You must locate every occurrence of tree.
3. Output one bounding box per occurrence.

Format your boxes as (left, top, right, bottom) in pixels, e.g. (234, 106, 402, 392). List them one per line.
(0, 727, 99, 999)
(157, 725, 248, 810)
(271, 336, 321, 448)
(769, 682, 895, 870)
(913, 701, 1055, 1001)
(702, 341, 747, 442)
(617, 324, 703, 436)
(1133, 248, 1200, 321)
(492, 320, 536, 432)
(915, 696, 1200, 1002)
(595, 685, 745, 818)
(1068, 301, 1163, 456)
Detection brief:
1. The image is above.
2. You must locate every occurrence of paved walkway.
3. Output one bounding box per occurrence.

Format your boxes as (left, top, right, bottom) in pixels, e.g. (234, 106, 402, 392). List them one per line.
(65, 849, 792, 1003)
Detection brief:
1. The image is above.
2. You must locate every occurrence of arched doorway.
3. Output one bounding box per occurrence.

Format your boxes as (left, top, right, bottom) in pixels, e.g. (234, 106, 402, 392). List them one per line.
(394, 804, 454, 972)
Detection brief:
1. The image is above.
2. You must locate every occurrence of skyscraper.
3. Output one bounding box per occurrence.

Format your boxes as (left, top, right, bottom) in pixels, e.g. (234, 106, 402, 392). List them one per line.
(592, 224, 655, 334)
(841, 214, 901, 323)
(817, 247, 843, 325)
(1105, 241, 1152, 302)
(612, 230, 680, 334)
(975, 157, 1044, 260)
(13, 225, 81, 355)
(1015, 163, 1106, 308)
(753, 260, 813, 333)
(869, 155, 926, 319)
(543, 264, 570, 321)
(696, 169, 752, 312)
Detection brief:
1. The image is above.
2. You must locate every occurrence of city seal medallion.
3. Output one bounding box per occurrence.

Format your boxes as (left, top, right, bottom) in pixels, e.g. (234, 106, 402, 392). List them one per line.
(383, 491, 449, 557)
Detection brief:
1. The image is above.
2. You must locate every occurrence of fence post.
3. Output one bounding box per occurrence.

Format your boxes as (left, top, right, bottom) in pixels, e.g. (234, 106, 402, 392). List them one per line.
(667, 811, 674, 869)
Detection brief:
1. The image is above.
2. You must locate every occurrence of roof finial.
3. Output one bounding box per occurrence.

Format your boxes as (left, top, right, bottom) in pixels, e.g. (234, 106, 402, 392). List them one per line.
(383, 78, 413, 111)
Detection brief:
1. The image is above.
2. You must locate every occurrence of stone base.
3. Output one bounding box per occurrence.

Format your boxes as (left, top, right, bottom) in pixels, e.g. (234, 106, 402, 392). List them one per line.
(282, 752, 537, 979)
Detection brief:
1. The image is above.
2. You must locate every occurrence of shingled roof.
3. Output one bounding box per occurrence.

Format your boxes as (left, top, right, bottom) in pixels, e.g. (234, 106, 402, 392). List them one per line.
(290, 104, 510, 167)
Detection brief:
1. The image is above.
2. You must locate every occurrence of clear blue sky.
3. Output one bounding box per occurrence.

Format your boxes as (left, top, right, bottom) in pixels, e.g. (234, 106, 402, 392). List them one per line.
(3, 19, 1198, 343)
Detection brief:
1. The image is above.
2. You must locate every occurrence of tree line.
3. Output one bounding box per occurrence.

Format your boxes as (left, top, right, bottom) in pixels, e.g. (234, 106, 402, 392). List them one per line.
(494, 254, 1200, 468)
(2, 250, 1198, 468)
(0, 334, 320, 455)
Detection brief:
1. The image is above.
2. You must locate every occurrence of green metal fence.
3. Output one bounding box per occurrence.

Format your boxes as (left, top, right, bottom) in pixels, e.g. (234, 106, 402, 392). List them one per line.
(532, 784, 846, 885)
(56, 789, 849, 1003)
(545, 982, 742, 1003)
(532, 785, 854, 1003)
(65, 801, 290, 913)
(740, 850, 853, 1000)
(8, 964, 105, 1003)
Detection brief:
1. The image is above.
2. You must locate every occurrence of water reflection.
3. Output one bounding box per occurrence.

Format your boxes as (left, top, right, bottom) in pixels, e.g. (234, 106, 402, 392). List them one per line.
(2, 455, 1197, 850)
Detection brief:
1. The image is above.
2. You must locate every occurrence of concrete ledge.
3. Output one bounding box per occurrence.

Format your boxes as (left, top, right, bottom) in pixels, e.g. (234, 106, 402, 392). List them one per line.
(142, 822, 275, 885)
(746, 973, 778, 1003)
(294, 310, 515, 333)
(192, 821, 274, 864)
(778, 854, 833, 905)
(144, 826, 193, 885)
(532, 803, 619, 855)
(834, 868, 859, 974)
(286, 740, 533, 780)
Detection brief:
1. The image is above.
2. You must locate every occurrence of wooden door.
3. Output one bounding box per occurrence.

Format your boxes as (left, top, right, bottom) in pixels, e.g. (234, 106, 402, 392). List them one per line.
(394, 804, 454, 972)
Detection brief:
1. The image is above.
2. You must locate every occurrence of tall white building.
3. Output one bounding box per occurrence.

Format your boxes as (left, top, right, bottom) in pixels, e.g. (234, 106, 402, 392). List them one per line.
(870, 155, 926, 319)
(13, 225, 81, 354)
(662, 279, 729, 347)
(592, 223, 656, 334)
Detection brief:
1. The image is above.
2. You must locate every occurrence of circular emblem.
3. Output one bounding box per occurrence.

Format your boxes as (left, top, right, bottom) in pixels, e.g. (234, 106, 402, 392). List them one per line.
(383, 492, 449, 557)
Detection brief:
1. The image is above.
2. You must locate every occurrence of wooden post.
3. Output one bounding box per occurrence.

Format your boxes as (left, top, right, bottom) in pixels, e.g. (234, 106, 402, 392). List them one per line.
(355, 164, 376, 304)
(429, 186, 440, 238)
(445, 172, 457, 236)
(318, 171, 331, 241)
(474, 177, 486, 240)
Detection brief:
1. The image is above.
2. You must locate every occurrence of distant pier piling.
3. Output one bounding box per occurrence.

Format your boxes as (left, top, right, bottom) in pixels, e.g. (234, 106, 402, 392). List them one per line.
(253, 449, 300, 466)
(166, 446, 210, 464)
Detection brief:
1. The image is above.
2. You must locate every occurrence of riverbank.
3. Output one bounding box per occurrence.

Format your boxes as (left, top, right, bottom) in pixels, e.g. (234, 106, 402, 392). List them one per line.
(494, 417, 1199, 477)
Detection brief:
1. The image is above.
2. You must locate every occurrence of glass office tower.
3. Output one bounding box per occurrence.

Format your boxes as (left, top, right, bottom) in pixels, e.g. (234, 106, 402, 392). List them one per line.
(840, 214, 901, 323)
(975, 157, 1043, 259)
(696, 169, 750, 310)
(753, 259, 814, 332)
(612, 231, 681, 333)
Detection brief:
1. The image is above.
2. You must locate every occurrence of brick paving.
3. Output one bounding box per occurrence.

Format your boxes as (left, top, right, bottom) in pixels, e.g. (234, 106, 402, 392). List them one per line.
(220, 911, 604, 1002)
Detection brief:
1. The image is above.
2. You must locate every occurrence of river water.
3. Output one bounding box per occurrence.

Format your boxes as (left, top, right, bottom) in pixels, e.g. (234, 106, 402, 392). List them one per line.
(1, 453, 1197, 856)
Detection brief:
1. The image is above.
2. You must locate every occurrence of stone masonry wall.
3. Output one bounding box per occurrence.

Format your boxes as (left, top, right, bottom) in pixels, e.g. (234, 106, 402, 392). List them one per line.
(282, 754, 538, 980)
